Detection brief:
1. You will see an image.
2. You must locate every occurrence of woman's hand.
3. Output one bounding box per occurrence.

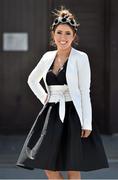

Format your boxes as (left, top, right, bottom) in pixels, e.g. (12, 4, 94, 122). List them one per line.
(44, 94, 48, 104)
(81, 129, 92, 138)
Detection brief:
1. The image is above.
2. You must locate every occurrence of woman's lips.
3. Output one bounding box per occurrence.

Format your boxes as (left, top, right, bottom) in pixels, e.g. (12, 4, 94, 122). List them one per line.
(60, 41, 67, 45)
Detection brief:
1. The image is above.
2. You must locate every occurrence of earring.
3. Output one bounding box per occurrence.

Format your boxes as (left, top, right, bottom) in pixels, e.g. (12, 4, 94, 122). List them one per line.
(50, 39, 56, 47)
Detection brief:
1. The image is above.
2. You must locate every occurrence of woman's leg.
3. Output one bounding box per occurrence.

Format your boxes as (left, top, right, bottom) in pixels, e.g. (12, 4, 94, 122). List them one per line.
(67, 171, 81, 179)
(44, 170, 64, 179)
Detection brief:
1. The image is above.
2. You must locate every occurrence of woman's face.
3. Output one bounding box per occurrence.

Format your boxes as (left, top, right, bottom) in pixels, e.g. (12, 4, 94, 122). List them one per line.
(52, 24, 76, 51)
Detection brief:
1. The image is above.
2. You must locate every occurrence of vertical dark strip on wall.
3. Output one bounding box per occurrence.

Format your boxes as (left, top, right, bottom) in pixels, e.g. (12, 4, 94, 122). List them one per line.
(104, 0, 111, 134)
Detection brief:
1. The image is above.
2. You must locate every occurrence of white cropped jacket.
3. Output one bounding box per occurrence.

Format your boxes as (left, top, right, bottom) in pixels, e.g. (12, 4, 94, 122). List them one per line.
(27, 47, 92, 130)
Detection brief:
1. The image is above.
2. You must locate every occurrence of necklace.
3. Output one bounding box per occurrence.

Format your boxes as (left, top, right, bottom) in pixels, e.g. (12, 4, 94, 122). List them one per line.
(52, 56, 68, 74)
(56, 56, 68, 67)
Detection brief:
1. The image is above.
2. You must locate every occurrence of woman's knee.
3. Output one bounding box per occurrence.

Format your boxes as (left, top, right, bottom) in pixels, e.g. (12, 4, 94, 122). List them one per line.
(67, 170, 81, 179)
(44, 170, 63, 179)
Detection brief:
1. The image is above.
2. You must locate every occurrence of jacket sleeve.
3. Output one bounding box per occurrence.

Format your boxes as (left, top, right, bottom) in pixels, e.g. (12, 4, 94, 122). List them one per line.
(77, 53, 92, 130)
(27, 52, 48, 105)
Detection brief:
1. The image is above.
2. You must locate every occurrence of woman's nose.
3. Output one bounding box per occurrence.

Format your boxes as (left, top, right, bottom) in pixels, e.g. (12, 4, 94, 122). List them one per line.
(60, 34, 66, 40)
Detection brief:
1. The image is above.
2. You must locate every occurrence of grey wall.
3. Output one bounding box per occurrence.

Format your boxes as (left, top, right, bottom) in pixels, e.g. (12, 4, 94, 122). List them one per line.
(110, 0, 118, 133)
(0, 0, 48, 134)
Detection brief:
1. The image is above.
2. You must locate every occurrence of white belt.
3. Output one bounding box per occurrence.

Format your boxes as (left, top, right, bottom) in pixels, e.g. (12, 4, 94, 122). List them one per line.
(48, 85, 72, 122)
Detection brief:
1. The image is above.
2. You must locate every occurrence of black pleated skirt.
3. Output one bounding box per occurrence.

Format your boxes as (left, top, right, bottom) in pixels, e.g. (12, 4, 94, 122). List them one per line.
(16, 60, 109, 171)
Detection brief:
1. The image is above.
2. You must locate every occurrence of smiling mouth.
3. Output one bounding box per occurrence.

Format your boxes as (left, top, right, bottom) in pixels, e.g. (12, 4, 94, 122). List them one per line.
(60, 41, 67, 45)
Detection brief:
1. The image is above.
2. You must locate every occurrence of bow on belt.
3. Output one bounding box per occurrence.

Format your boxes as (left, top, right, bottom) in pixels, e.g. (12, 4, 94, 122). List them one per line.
(48, 85, 72, 122)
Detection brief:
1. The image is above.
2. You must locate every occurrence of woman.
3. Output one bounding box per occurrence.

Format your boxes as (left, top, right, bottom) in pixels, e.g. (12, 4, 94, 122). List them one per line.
(17, 7, 109, 179)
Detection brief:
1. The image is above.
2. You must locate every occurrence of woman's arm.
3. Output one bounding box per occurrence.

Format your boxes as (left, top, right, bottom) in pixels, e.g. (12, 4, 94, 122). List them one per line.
(27, 53, 48, 105)
(77, 52, 92, 131)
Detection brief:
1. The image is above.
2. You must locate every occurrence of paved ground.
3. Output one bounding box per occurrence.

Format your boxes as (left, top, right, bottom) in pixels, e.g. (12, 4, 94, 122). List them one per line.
(0, 161, 118, 179)
(0, 134, 118, 179)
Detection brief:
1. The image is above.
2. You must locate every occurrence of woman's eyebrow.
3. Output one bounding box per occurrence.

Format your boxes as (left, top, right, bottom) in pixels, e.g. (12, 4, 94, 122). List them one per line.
(65, 31, 71, 33)
(57, 30, 71, 33)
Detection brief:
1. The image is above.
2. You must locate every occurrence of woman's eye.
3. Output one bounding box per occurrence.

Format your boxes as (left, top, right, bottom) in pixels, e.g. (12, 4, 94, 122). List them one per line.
(57, 31, 62, 34)
(66, 32, 71, 35)
(56, 31, 71, 35)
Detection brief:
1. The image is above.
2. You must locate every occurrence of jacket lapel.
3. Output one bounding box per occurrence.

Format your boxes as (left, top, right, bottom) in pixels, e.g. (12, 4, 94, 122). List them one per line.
(43, 50, 57, 94)
(66, 48, 83, 125)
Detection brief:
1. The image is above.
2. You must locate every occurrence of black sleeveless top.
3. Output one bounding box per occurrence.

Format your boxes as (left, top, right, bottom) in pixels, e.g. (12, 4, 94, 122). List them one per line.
(46, 60, 68, 85)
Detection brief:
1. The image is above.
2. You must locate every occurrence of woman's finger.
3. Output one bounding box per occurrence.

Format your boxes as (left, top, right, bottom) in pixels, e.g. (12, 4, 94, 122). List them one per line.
(81, 130, 85, 137)
(81, 130, 92, 138)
